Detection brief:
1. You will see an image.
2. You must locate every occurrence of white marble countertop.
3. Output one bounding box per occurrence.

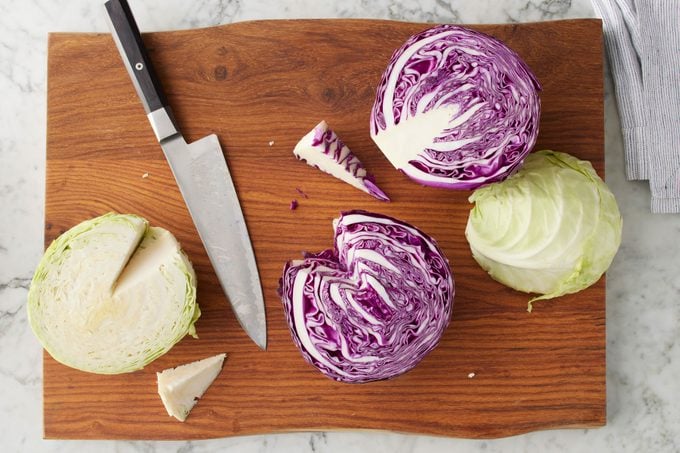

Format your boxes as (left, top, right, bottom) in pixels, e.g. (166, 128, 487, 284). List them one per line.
(1, 0, 677, 451)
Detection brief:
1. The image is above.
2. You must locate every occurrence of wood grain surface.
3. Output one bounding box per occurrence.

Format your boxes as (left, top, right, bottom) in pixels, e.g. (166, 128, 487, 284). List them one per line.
(44, 18, 605, 439)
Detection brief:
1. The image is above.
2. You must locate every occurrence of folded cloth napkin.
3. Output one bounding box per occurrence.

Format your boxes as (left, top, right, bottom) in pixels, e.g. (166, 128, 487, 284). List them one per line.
(592, 0, 680, 213)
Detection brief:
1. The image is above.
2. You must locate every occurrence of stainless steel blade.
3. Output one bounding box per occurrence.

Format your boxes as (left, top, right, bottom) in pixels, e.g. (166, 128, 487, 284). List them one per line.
(160, 134, 266, 349)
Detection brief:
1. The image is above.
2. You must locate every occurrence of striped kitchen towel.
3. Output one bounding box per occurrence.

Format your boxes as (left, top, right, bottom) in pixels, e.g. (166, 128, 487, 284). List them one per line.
(591, 0, 680, 213)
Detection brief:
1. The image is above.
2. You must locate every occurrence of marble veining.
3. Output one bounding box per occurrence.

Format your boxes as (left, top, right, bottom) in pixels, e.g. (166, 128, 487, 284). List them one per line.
(1, 0, 679, 452)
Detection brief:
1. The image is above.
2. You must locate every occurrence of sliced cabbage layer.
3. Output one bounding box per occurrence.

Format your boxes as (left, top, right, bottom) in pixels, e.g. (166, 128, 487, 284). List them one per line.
(465, 150, 622, 309)
(28, 212, 199, 374)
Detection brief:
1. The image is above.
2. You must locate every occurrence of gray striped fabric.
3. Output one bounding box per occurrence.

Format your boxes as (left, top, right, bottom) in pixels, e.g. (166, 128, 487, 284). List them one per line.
(637, 1, 680, 213)
(592, 0, 647, 180)
(592, 0, 680, 213)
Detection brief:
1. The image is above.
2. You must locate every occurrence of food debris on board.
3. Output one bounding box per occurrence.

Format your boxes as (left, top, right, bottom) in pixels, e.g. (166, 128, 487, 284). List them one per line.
(142, 172, 149, 179)
(295, 187, 309, 199)
(289, 199, 298, 210)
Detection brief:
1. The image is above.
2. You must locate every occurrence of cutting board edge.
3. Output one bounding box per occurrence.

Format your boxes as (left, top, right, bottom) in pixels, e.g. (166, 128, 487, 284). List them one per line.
(45, 17, 603, 39)
(43, 414, 607, 441)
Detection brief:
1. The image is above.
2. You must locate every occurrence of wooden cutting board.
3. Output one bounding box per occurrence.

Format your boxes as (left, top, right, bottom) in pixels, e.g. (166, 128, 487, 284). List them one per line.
(44, 18, 605, 439)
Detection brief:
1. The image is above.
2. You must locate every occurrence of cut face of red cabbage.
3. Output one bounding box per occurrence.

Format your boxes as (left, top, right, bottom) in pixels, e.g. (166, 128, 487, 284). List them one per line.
(278, 210, 454, 383)
(370, 25, 541, 189)
(294, 121, 390, 201)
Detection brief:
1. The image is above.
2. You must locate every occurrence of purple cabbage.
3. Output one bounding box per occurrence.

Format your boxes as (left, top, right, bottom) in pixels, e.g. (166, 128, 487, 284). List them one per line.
(370, 25, 541, 189)
(294, 121, 390, 201)
(278, 210, 454, 383)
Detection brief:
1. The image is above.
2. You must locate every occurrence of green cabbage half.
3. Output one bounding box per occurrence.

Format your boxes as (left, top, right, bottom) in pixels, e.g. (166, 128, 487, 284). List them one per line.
(28, 213, 200, 374)
(465, 150, 622, 310)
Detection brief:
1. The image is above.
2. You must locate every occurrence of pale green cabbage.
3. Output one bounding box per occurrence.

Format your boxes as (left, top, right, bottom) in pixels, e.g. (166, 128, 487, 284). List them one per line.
(28, 212, 200, 374)
(465, 150, 622, 310)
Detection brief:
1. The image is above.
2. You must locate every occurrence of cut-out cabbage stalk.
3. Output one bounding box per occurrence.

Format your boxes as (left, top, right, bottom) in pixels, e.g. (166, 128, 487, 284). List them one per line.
(27, 212, 200, 374)
(293, 121, 389, 201)
(157, 353, 226, 422)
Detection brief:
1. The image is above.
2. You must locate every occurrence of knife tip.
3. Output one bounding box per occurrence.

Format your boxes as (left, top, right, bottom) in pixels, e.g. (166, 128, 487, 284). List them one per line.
(250, 328, 267, 351)
(254, 336, 267, 351)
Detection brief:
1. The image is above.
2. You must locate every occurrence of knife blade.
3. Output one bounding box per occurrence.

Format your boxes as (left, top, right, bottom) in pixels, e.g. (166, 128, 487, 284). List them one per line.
(104, 0, 267, 349)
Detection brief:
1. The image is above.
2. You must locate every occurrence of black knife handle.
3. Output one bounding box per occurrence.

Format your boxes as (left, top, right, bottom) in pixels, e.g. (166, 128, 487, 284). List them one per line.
(105, 0, 168, 114)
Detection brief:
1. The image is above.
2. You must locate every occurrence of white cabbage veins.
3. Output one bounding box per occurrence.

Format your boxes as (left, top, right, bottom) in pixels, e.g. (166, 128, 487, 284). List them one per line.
(371, 25, 541, 189)
(279, 211, 454, 383)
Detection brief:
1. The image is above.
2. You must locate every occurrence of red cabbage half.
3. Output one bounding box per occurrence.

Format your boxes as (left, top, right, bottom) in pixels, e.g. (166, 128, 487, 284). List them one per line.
(370, 24, 541, 189)
(278, 210, 454, 383)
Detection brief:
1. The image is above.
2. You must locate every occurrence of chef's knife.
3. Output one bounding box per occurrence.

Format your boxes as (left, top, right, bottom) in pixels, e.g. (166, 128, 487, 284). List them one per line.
(104, 0, 267, 350)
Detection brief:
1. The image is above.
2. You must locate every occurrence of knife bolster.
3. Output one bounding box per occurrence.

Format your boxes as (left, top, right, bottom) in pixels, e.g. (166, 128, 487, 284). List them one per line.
(148, 108, 179, 142)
